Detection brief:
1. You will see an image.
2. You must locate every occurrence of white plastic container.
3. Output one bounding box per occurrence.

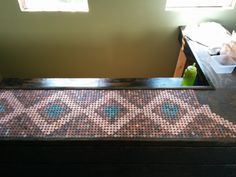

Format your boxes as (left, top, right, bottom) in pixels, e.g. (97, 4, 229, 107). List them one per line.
(210, 55, 236, 73)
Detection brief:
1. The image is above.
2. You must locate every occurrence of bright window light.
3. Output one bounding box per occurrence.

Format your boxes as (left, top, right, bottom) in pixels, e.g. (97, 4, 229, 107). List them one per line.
(166, 0, 236, 10)
(18, 0, 89, 12)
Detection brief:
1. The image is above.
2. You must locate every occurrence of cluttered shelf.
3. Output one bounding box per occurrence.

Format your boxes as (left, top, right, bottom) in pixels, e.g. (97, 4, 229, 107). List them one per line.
(178, 23, 236, 89)
(176, 23, 236, 125)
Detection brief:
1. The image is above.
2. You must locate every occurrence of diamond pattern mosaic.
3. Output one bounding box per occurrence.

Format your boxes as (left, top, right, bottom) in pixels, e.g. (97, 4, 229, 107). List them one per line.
(0, 89, 235, 139)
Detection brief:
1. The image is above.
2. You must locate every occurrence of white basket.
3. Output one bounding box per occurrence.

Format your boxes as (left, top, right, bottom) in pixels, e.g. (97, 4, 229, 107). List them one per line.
(210, 55, 236, 74)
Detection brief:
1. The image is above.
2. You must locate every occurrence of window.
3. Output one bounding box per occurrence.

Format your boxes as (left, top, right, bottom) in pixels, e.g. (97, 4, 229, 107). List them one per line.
(18, 0, 89, 12)
(166, 0, 236, 10)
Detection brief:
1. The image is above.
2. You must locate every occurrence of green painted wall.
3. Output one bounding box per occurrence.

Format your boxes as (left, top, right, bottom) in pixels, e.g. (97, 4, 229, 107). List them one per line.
(0, 0, 236, 78)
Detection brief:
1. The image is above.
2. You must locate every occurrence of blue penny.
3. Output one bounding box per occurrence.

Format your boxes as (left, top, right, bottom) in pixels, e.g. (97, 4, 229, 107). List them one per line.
(161, 103, 180, 118)
(104, 105, 121, 119)
(45, 104, 65, 118)
(0, 103, 5, 113)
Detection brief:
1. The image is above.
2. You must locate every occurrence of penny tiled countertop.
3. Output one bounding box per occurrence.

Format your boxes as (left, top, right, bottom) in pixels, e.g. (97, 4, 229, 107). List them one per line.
(0, 89, 235, 140)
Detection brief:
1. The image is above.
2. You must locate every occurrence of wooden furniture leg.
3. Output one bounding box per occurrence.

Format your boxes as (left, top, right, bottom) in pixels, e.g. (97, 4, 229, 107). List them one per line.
(174, 38, 187, 77)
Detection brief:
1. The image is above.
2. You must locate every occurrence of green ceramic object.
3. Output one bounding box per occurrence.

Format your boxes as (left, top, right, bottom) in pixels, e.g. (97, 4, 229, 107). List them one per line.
(181, 63, 197, 86)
